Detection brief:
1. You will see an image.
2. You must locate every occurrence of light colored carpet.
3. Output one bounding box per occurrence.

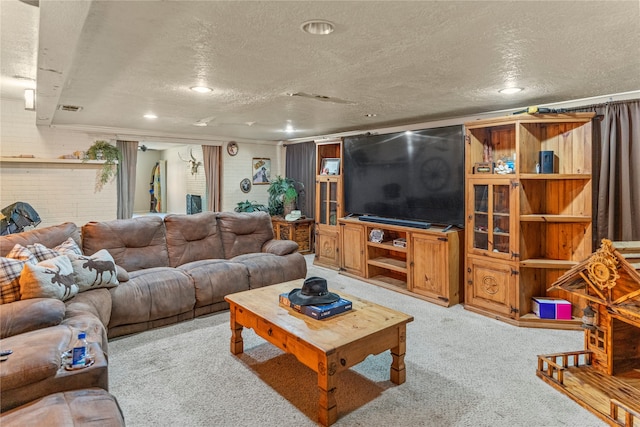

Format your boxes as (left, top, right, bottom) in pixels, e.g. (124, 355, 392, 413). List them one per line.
(109, 255, 606, 426)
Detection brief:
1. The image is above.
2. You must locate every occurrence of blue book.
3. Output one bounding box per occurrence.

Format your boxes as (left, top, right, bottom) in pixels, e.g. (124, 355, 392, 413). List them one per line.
(279, 293, 352, 320)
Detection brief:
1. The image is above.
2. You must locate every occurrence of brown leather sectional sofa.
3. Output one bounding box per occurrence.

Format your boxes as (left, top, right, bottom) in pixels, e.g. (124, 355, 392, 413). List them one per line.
(0, 211, 307, 420)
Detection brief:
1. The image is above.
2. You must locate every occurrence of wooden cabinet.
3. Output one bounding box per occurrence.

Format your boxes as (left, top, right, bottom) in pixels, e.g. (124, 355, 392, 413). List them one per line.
(338, 218, 463, 307)
(465, 255, 518, 317)
(410, 233, 462, 306)
(340, 221, 365, 276)
(464, 113, 595, 328)
(467, 178, 518, 260)
(314, 140, 343, 269)
(271, 216, 314, 254)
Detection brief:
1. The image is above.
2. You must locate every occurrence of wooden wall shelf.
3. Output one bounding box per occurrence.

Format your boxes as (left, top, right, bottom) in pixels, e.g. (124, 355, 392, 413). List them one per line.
(1, 157, 109, 166)
(520, 173, 591, 180)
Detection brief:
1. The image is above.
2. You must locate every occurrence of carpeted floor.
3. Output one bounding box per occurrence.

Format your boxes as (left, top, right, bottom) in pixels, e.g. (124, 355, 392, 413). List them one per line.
(108, 255, 606, 426)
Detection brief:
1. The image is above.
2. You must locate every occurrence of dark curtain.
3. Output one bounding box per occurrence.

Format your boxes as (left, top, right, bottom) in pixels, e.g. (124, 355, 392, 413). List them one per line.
(116, 140, 138, 219)
(571, 99, 640, 241)
(202, 145, 221, 212)
(285, 141, 316, 218)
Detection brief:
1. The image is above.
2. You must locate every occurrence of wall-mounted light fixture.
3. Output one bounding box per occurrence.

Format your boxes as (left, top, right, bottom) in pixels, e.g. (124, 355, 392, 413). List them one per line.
(24, 89, 36, 110)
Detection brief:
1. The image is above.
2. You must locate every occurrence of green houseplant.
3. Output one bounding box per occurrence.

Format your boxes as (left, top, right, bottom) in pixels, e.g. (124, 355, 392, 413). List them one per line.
(85, 140, 122, 191)
(234, 200, 267, 213)
(267, 176, 298, 216)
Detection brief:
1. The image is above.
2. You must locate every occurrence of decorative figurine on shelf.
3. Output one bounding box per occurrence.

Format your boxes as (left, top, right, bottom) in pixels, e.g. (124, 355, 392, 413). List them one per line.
(369, 228, 384, 243)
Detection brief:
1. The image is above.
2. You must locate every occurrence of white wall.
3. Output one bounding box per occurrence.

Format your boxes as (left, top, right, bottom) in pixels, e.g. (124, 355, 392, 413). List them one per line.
(222, 141, 283, 212)
(0, 98, 281, 227)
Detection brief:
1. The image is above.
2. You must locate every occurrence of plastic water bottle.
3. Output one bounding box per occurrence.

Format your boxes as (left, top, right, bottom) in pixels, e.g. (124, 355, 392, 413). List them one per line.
(71, 331, 88, 367)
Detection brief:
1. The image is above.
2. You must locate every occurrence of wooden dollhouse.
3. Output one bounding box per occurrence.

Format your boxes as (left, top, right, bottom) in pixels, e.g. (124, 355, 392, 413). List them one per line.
(536, 239, 640, 426)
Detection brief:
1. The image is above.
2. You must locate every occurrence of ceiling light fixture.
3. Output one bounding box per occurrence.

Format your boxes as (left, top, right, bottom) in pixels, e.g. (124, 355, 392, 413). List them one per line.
(144, 113, 158, 119)
(301, 20, 335, 35)
(190, 86, 213, 93)
(499, 87, 523, 95)
(24, 89, 35, 110)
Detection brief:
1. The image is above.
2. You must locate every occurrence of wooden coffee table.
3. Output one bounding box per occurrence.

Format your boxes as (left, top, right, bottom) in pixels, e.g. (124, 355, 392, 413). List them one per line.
(224, 280, 413, 426)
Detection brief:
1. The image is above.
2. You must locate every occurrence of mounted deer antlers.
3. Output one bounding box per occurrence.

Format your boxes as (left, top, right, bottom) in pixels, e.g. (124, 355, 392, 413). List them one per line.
(178, 148, 202, 175)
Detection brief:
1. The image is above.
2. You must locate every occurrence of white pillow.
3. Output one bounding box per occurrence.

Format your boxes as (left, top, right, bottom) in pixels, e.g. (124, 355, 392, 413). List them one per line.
(19, 255, 79, 301)
(67, 249, 119, 292)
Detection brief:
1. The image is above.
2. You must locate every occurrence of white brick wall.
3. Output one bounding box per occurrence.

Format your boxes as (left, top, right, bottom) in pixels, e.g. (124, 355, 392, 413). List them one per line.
(1, 163, 117, 227)
(1, 99, 117, 227)
(1, 98, 283, 228)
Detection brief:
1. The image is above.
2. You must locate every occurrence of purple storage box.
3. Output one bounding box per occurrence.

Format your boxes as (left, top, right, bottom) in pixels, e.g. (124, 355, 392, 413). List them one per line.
(532, 297, 572, 320)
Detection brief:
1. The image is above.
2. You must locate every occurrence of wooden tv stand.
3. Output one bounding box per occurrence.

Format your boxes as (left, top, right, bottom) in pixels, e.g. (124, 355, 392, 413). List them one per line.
(338, 217, 463, 307)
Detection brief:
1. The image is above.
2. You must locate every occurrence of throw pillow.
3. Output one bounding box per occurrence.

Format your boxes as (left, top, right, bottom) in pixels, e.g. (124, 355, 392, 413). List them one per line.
(27, 237, 82, 262)
(0, 244, 37, 304)
(115, 264, 129, 282)
(19, 255, 79, 301)
(67, 249, 119, 292)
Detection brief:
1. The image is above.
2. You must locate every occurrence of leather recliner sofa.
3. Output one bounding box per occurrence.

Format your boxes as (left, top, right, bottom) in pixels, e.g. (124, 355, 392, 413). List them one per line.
(0, 211, 307, 414)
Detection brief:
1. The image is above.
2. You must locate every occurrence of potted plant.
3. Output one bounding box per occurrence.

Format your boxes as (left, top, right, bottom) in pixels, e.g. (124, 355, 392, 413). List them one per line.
(85, 140, 122, 191)
(234, 200, 267, 213)
(267, 176, 298, 217)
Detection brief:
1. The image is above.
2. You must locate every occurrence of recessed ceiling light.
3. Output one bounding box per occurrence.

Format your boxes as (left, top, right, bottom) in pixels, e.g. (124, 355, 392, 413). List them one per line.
(144, 113, 158, 119)
(301, 20, 335, 35)
(190, 86, 213, 93)
(499, 87, 523, 95)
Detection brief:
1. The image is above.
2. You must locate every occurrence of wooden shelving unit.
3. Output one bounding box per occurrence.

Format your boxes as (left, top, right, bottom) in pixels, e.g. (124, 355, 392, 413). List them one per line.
(313, 140, 343, 269)
(463, 113, 595, 329)
(339, 217, 463, 307)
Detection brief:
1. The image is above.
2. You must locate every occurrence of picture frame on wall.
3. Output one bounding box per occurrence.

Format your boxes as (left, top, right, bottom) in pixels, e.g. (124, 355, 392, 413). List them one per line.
(320, 158, 340, 175)
(227, 141, 239, 156)
(240, 178, 251, 193)
(252, 158, 271, 184)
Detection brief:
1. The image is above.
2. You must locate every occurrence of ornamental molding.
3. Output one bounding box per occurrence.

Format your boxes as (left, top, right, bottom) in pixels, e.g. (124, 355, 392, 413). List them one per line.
(586, 239, 620, 291)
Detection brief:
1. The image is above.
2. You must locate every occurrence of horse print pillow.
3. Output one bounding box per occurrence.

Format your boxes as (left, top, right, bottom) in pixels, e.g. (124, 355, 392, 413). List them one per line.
(20, 255, 79, 301)
(68, 250, 119, 292)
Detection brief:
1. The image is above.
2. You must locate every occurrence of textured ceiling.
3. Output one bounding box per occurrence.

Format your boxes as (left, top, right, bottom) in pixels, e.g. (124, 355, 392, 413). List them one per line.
(2, 1, 640, 143)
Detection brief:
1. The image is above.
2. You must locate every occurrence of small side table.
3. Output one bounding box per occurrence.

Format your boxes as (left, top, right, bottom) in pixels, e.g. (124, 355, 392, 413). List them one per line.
(271, 216, 314, 254)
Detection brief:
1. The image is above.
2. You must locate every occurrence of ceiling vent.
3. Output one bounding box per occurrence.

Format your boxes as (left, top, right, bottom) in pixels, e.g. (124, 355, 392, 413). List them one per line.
(286, 92, 355, 105)
(57, 104, 83, 112)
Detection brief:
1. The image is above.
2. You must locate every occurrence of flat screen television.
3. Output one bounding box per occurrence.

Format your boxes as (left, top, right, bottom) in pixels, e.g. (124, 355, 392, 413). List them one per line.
(343, 125, 465, 228)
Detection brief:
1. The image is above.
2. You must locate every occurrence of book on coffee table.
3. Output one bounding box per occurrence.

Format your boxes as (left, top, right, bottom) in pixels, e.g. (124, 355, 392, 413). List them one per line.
(279, 293, 352, 320)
